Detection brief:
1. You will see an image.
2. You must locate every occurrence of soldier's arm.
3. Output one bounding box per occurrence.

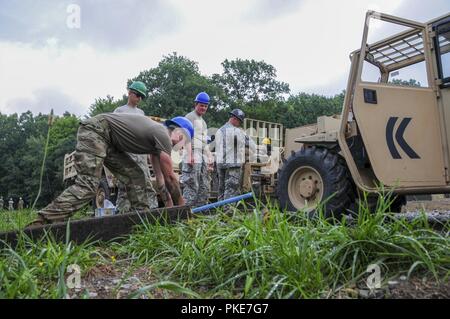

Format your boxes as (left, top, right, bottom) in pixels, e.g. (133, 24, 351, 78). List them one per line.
(153, 152, 185, 206)
(150, 154, 174, 207)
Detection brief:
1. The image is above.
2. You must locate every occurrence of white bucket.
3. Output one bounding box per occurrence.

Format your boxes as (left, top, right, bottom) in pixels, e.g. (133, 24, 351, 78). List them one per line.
(95, 208, 116, 217)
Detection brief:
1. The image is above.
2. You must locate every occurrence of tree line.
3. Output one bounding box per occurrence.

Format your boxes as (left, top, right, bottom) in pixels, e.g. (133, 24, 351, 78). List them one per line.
(1, 53, 345, 207)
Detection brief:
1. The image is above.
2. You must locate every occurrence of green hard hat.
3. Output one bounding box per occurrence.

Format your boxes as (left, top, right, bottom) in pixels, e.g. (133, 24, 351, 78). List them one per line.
(128, 81, 147, 98)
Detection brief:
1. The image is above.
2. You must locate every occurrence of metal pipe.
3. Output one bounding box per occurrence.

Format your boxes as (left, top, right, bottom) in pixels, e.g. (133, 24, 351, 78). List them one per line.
(192, 192, 254, 213)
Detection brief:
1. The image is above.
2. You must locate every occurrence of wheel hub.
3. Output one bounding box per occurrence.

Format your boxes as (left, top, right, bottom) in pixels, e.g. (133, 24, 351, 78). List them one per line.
(299, 179, 317, 199)
(287, 165, 324, 210)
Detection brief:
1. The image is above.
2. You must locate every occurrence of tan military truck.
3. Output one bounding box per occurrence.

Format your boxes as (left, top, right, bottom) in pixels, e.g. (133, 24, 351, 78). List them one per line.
(277, 11, 450, 217)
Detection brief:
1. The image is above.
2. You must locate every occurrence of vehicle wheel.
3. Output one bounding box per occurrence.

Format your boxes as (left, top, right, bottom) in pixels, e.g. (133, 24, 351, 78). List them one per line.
(277, 146, 352, 218)
(92, 178, 115, 209)
(389, 195, 406, 212)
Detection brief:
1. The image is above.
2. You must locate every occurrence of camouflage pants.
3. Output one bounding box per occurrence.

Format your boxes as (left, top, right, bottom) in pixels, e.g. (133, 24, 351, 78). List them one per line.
(115, 153, 158, 213)
(181, 162, 209, 206)
(39, 117, 150, 222)
(218, 166, 243, 201)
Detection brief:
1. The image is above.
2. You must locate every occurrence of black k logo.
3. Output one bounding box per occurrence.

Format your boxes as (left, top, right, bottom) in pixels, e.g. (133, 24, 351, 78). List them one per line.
(386, 117, 420, 159)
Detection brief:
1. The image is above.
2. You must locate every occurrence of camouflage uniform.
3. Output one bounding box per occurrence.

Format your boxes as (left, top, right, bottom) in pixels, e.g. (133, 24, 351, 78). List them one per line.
(39, 116, 150, 222)
(113, 105, 158, 212)
(115, 153, 158, 212)
(217, 167, 243, 200)
(216, 122, 256, 200)
(181, 162, 209, 206)
(181, 111, 210, 206)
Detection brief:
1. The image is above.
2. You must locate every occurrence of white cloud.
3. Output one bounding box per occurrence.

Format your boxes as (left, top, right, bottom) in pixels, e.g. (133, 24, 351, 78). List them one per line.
(1, 0, 448, 116)
(4, 87, 83, 115)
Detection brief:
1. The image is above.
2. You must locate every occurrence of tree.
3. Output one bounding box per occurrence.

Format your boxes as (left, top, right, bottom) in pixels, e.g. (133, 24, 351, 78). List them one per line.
(212, 58, 290, 108)
(130, 52, 227, 127)
(280, 92, 344, 128)
(0, 111, 79, 208)
(88, 95, 125, 117)
(390, 78, 421, 87)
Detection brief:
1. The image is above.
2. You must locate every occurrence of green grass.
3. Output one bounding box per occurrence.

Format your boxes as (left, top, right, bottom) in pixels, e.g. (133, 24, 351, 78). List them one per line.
(0, 198, 449, 299)
(113, 199, 450, 298)
(0, 209, 38, 232)
(0, 232, 101, 298)
(0, 208, 92, 232)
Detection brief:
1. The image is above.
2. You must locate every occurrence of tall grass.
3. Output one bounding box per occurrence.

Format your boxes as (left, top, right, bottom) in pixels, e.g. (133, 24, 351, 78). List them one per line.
(0, 209, 91, 232)
(114, 199, 449, 298)
(0, 209, 37, 232)
(0, 230, 100, 298)
(0, 197, 448, 299)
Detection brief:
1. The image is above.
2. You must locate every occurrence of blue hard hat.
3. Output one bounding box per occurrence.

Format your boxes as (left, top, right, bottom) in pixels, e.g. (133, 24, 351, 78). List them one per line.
(164, 116, 194, 140)
(194, 92, 210, 105)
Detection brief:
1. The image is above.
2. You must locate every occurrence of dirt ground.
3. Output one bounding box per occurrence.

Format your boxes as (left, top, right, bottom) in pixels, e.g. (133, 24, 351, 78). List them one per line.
(68, 260, 449, 299)
(68, 261, 177, 299)
(405, 197, 450, 211)
(387, 277, 449, 299)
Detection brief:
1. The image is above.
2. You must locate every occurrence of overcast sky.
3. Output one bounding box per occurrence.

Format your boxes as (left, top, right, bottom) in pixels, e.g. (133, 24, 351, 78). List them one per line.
(0, 0, 448, 116)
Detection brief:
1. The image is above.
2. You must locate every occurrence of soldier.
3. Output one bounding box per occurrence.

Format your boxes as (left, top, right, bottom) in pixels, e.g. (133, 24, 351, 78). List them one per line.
(29, 114, 193, 226)
(0, 196, 3, 210)
(8, 198, 14, 211)
(181, 92, 213, 206)
(215, 109, 256, 200)
(113, 81, 158, 212)
(18, 197, 24, 210)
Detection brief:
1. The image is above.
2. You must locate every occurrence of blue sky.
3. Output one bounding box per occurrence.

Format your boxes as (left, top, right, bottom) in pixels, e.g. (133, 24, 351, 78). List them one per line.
(0, 0, 448, 116)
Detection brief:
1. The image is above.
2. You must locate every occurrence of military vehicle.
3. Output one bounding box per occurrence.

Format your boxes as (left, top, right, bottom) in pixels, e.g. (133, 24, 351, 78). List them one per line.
(277, 11, 450, 217)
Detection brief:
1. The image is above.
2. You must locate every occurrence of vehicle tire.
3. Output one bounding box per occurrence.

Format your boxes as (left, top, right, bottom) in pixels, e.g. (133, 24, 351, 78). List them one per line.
(277, 146, 352, 218)
(92, 178, 115, 209)
(389, 195, 406, 213)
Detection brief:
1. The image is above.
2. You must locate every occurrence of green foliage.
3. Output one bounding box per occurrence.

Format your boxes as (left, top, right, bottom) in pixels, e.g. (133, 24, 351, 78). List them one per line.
(0, 209, 37, 232)
(281, 92, 345, 128)
(0, 112, 79, 208)
(114, 200, 449, 299)
(390, 78, 421, 87)
(0, 199, 447, 299)
(212, 58, 290, 107)
(132, 52, 228, 127)
(88, 95, 125, 117)
(0, 232, 100, 298)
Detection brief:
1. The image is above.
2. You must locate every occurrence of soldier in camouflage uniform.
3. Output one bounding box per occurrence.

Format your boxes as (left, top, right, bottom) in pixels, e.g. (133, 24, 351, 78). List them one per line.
(181, 92, 213, 206)
(216, 109, 256, 200)
(29, 113, 192, 225)
(114, 81, 158, 212)
(0, 196, 4, 210)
